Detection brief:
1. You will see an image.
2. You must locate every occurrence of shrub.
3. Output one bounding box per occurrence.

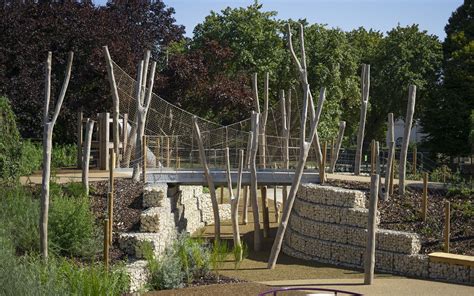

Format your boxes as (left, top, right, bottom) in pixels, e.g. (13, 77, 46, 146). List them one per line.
(0, 96, 22, 181)
(51, 144, 77, 168)
(0, 182, 99, 259)
(19, 140, 43, 175)
(0, 231, 129, 296)
(144, 233, 212, 290)
(49, 182, 100, 259)
(0, 184, 40, 254)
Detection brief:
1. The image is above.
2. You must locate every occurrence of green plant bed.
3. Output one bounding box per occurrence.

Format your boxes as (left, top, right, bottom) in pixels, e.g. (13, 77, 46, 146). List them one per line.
(0, 182, 100, 259)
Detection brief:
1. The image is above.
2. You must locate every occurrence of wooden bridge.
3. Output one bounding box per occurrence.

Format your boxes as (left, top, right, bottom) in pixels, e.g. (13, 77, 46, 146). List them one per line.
(115, 168, 320, 186)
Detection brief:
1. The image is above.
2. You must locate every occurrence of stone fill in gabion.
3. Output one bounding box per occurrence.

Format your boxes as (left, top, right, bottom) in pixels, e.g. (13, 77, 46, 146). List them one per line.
(283, 183, 472, 285)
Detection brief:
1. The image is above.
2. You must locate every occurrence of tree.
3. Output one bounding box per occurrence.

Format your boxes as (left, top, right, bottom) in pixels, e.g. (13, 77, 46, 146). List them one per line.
(348, 25, 442, 144)
(421, 0, 473, 157)
(192, 1, 287, 105)
(0, 1, 183, 142)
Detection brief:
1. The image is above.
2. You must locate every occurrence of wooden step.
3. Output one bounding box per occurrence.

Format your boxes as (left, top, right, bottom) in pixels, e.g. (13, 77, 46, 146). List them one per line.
(428, 252, 474, 267)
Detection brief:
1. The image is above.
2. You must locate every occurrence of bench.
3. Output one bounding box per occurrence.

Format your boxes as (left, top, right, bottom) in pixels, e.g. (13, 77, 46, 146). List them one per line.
(428, 252, 474, 267)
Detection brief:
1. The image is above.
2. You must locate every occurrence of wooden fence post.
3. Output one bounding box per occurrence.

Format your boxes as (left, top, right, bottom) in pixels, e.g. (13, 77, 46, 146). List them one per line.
(103, 218, 109, 270)
(370, 139, 375, 175)
(107, 192, 114, 245)
(122, 113, 128, 164)
(166, 137, 170, 167)
(77, 111, 83, 168)
(321, 141, 327, 184)
(109, 148, 115, 192)
(99, 112, 110, 170)
(444, 201, 450, 253)
(422, 172, 428, 221)
(413, 146, 417, 176)
(142, 136, 147, 182)
(364, 174, 379, 285)
(389, 160, 395, 195)
(82, 119, 94, 196)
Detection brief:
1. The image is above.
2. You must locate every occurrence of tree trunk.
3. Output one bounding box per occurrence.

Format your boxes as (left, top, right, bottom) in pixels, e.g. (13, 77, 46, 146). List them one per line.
(329, 121, 346, 173)
(226, 148, 243, 262)
(383, 113, 395, 201)
(364, 173, 380, 285)
(399, 85, 416, 195)
(250, 112, 262, 251)
(40, 123, 53, 260)
(40, 51, 73, 260)
(242, 131, 252, 224)
(103, 46, 120, 167)
(82, 119, 94, 196)
(355, 64, 370, 175)
(193, 117, 220, 240)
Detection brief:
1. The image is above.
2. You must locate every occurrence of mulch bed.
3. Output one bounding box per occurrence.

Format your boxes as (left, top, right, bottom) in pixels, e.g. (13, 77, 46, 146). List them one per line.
(326, 179, 473, 256)
(90, 179, 144, 261)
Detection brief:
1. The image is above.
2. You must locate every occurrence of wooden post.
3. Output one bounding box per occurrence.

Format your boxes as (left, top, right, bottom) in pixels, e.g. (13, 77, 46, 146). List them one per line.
(280, 89, 290, 212)
(103, 218, 109, 270)
(250, 112, 262, 251)
(122, 113, 128, 165)
(225, 148, 243, 262)
(108, 149, 115, 245)
(355, 64, 370, 175)
(193, 117, 221, 240)
(166, 137, 171, 167)
(142, 136, 147, 182)
(384, 113, 395, 201)
(444, 201, 450, 253)
(220, 186, 224, 204)
(40, 51, 73, 260)
(364, 174, 379, 285)
(107, 192, 114, 245)
(329, 121, 345, 173)
(389, 160, 395, 195)
(274, 185, 280, 223)
(154, 137, 161, 168)
(132, 58, 156, 182)
(242, 131, 252, 225)
(261, 186, 269, 238)
(422, 172, 428, 222)
(321, 141, 327, 184)
(330, 138, 335, 168)
(370, 140, 375, 175)
(99, 112, 110, 170)
(77, 111, 83, 168)
(413, 146, 417, 176)
(109, 148, 115, 192)
(103, 46, 120, 168)
(82, 119, 94, 196)
(399, 85, 416, 194)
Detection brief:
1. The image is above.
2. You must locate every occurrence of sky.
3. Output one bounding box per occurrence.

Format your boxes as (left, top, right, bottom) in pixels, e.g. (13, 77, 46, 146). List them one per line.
(94, 0, 462, 39)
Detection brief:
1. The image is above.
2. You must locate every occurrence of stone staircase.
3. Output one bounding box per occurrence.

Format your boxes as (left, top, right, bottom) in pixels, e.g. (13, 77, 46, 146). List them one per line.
(118, 183, 231, 292)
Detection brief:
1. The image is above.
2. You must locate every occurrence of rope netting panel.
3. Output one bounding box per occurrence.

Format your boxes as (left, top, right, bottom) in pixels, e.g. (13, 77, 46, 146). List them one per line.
(111, 60, 319, 169)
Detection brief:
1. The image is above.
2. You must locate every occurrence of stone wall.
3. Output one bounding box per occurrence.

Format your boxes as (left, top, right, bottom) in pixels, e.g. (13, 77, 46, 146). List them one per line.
(119, 183, 231, 292)
(283, 184, 473, 285)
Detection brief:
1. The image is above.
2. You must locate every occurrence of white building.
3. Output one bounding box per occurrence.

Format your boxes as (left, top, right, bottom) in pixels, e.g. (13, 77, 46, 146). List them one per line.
(391, 119, 427, 147)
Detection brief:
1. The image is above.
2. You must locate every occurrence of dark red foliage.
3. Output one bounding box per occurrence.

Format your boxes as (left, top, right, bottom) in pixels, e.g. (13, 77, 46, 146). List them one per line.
(0, 0, 184, 142)
(159, 40, 253, 125)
